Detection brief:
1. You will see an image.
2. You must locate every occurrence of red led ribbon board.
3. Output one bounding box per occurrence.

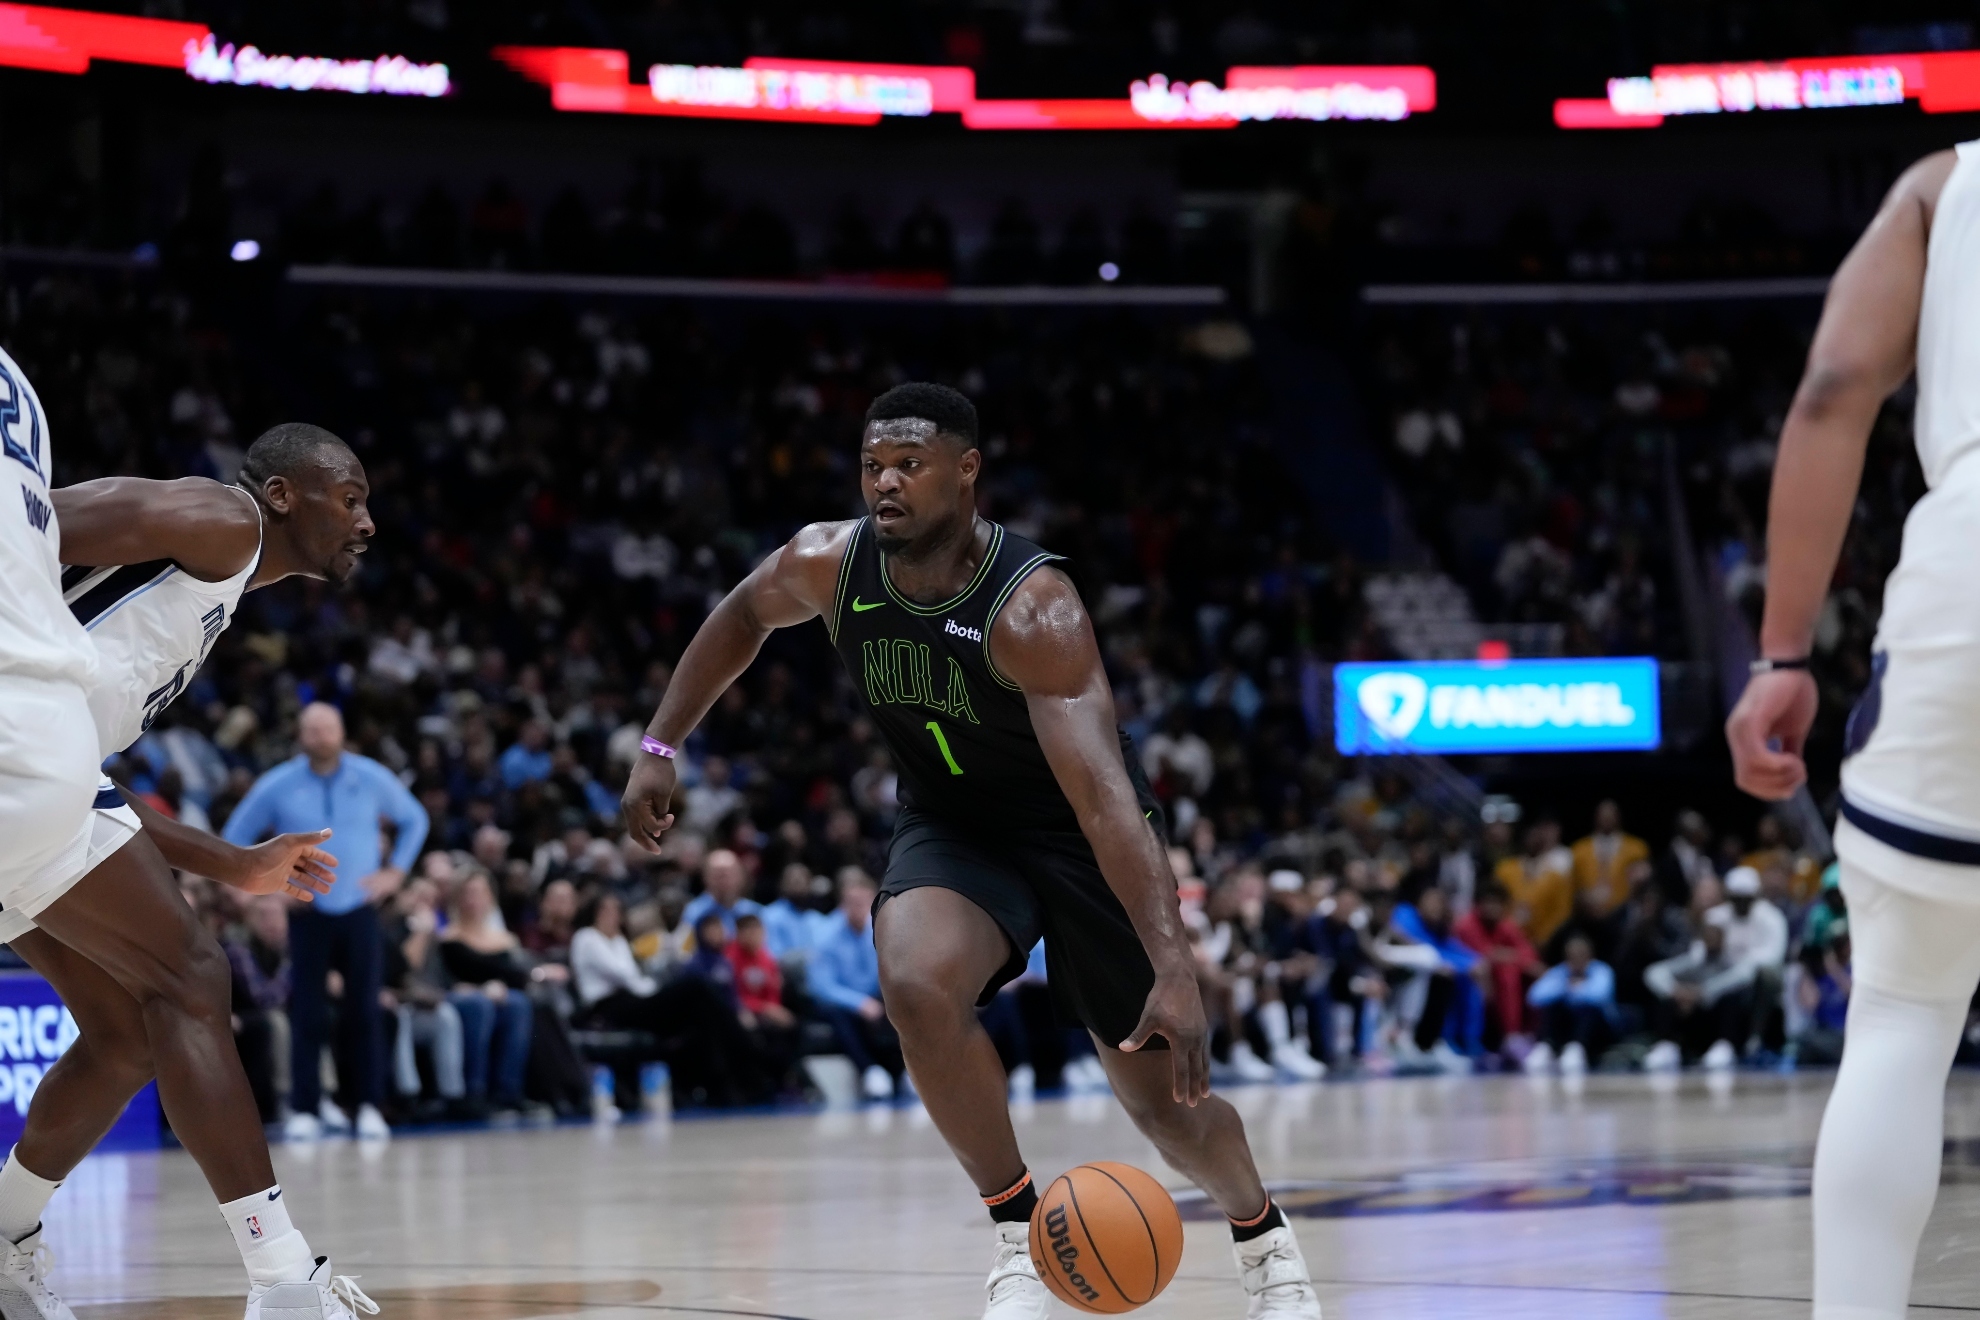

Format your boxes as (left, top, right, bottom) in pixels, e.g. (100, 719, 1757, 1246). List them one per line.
(1557, 50, 1980, 128)
(0, 3, 202, 74)
(496, 46, 1434, 130)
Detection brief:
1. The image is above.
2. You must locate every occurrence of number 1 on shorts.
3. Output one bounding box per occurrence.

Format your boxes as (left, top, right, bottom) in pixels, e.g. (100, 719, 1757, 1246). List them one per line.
(925, 720, 964, 775)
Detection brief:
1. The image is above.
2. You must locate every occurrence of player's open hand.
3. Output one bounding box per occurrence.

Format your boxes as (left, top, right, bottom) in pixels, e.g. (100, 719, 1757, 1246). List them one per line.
(622, 751, 679, 853)
(1726, 669, 1819, 801)
(238, 829, 337, 902)
(1121, 969, 1211, 1106)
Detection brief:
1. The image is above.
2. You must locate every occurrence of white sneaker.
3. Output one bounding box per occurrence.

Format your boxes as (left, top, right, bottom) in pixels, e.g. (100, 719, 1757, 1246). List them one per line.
(1521, 1041, 1556, 1075)
(1429, 1041, 1473, 1075)
(1234, 1224, 1323, 1318)
(0, 1226, 77, 1320)
(244, 1257, 379, 1319)
(353, 1105, 390, 1141)
(1229, 1042, 1277, 1083)
(316, 1102, 353, 1135)
(1643, 1040, 1682, 1073)
(1701, 1039, 1738, 1071)
(1064, 1056, 1111, 1094)
(1271, 1043, 1327, 1081)
(983, 1220, 1051, 1319)
(1007, 1064, 1036, 1101)
(1558, 1042, 1589, 1075)
(282, 1112, 323, 1144)
(862, 1065, 895, 1101)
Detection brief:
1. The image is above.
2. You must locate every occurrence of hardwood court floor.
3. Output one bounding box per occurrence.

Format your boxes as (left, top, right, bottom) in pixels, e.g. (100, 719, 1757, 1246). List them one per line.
(45, 1072, 1980, 1319)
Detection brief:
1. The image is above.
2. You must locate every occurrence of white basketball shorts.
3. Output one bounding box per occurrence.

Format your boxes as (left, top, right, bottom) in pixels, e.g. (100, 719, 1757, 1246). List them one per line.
(0, 677, 134, 943)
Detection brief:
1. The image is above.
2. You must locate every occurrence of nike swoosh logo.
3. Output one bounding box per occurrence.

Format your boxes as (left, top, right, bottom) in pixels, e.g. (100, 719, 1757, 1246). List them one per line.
(267, 1189, 283, 1201)
(850, 597, 885, 612)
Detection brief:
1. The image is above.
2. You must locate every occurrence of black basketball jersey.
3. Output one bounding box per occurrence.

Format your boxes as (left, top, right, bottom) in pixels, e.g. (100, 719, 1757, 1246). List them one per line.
(829, 517, 1129, 832)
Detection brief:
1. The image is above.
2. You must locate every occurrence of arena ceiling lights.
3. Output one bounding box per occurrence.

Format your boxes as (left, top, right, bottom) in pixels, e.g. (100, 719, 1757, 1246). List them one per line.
(1556, 51, 1980, 128)
(0, 2, 451, 96)
(490, 47, 1435, 130)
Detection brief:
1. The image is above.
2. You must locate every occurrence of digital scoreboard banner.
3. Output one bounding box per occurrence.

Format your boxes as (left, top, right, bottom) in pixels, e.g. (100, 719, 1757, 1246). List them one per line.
(1556, 50, 1980, 128)
(0, 972, 159, 1151)
(1334, 657, 1661, 756)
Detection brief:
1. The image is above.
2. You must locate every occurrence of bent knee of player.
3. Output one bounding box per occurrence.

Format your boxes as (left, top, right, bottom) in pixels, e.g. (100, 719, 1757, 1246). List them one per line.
(127, 929, 233, 1027)
(878, 956, 979, 1040)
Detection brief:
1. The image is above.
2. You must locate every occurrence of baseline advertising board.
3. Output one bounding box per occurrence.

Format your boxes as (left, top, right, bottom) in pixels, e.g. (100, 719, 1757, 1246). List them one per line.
(0, 972, 159, 1150)
(1334, 658, 1661, 756)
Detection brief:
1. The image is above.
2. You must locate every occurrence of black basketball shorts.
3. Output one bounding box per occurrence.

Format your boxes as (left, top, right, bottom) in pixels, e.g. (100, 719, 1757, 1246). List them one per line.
(874, 805, 1170, 1050)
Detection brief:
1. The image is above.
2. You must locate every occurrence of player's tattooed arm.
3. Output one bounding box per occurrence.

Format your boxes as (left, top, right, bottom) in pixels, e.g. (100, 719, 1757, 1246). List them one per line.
(52, 476, 261, 583)
(622, 519, 858, 851)
(992, 565, 1212, 1104)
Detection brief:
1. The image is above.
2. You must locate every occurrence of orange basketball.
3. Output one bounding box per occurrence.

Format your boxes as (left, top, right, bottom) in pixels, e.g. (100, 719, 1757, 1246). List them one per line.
(1028, 1162, 1184, 1313)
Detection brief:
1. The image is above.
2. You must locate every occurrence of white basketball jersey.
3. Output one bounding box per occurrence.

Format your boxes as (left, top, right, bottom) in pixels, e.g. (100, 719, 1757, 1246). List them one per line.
(1914, 140, 1980, 489)
(0, 344, 97, 687)
(63, 490, 261, 755)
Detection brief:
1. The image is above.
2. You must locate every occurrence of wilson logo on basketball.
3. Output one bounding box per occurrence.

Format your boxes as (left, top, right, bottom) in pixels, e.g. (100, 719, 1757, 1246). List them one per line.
(1043, 1205, 1102, 1303)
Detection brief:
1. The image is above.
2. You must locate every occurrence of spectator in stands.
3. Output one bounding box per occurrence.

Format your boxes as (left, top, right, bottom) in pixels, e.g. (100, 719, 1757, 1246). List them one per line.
(1643, 921, 1752, 1071)
(761, 863, 825, 961)
(685, 912, 740, 1004)
(1219, 867, 1325, 1079)
(523, 877, 578, 959)
(498, 719, 554, 789)
(1613, 882, 1694, 1019)
(1793, 922, 1852, 1066)
(223, 701, 429, 1143)
(569, 891, 761, 1107)
(1658, 809, 1717, 905)
(1384, 886, 1484, 1066)
(728, 912, 800, 1092)
(682, 756, 742, 831)
(1455, 883, 1544, 1050)
(808, 871, 905, 1101)
(680, 848, 762, 938)
(223, 894, 292, 1122)
(1301, 885, 1383, 1068)
(1495, 818, 1573, 955)
(439, 869, 546, 1119)
(1705, 866, 1790, 1053)
(1570, 799, 1649, 931)
(383, 876, 469, 1118)
(1524, 933, 1619, 1074)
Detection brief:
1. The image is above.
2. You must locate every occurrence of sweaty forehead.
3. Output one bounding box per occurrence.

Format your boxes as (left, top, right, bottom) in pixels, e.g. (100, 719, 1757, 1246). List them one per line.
(862, 416, 943, 448)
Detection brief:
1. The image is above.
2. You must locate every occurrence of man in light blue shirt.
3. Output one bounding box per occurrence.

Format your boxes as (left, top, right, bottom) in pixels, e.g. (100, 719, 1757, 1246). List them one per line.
(679, 848, 763, 940)
(807, 871, 903, 1099)
(1525, 932, 1620, 1074)
(224, 702, 428, 1139)
(497, 719, 553, 789)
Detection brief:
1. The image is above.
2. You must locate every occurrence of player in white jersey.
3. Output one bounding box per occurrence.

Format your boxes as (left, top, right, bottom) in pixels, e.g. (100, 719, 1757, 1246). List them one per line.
(0, 414, 377, 1320)
(1728, 145, 1980, 1319)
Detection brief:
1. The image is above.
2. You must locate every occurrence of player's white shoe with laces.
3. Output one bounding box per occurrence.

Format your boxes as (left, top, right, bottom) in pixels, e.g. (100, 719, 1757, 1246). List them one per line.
(982, 1221, 1051, 1319)
(244, 1257, 378, 1320)
(1235, 1225, 1322, 1318)
(0, 1226, 77, 1320)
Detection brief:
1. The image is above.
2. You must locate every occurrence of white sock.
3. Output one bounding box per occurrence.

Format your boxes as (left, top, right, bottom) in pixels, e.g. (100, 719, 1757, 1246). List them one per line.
(218, 1186, 315, 1288)
(0, 1151, 60, 1245)
(1812, 984, 1967, 1319)
(1259, 1000, 1293, 1050)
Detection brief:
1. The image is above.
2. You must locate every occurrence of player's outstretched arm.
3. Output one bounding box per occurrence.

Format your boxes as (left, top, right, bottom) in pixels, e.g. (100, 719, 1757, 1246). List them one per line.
(991, 566, 1210, 1105)
(1727, 151, 1950, 802)
(622, 519, 856, 851)
(119, 789, 335, 902)
(52, 476, 261, 582)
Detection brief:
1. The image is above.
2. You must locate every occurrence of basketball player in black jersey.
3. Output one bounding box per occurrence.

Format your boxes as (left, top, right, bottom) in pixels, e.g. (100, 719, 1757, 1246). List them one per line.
(625, 383, 1322, 1318)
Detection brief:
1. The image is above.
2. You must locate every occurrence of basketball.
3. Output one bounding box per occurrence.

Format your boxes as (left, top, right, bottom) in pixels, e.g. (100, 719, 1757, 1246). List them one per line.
(1029, 1162, 1184, 1313)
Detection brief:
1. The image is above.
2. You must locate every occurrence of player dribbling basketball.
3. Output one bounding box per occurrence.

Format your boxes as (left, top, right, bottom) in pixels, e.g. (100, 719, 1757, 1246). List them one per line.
(625, 383, 1323, 1318)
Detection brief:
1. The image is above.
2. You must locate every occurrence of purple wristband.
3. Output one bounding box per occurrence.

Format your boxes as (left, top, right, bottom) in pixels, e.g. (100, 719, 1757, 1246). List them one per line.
(641, 736, 678, 760)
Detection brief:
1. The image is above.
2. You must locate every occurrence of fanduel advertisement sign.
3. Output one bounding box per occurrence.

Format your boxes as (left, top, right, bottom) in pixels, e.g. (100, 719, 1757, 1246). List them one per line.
(1334, 658, 1661, 755)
